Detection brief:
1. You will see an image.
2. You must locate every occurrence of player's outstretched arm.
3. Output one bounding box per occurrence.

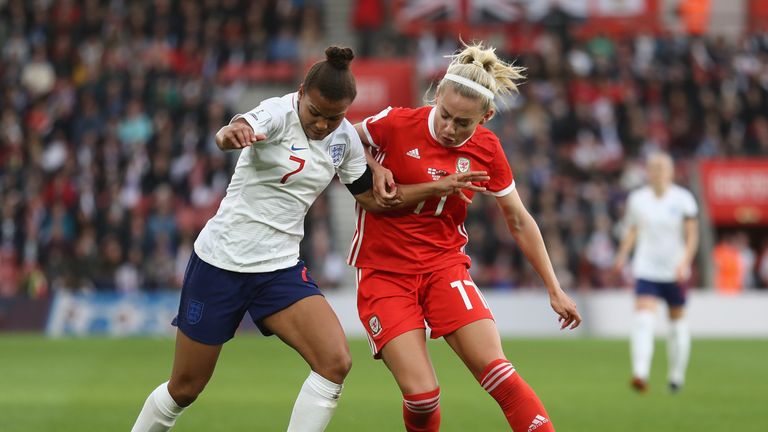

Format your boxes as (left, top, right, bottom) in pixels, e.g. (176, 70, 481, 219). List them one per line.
(397, 171, 490, 205)
(496, 189, 582, 330)
(215, 118, 267, 150)
(351, 171, 490, 213)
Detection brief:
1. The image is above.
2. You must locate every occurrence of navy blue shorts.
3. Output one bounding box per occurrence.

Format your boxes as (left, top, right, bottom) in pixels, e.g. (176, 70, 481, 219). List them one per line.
(172, 251, 323, 345)
(635, 278, 686, 307)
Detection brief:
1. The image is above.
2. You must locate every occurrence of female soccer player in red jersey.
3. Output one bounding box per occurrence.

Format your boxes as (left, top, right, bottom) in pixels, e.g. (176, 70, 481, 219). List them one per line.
(349, 42, 582, 432)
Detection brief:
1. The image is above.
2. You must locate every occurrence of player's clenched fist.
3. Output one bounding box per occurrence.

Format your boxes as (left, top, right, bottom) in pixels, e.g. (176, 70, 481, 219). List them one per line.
(215, 119, 267, 150)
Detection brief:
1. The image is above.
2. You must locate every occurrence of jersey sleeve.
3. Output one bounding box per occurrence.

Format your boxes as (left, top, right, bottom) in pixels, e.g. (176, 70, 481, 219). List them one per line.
(230, 100, 284, 140)
(361, 106, 394, 150)
(486, 141, 515, 197)
(337, 128, 368, 185)
(682, 189, 699, 217)
(624, 192, 640, 228)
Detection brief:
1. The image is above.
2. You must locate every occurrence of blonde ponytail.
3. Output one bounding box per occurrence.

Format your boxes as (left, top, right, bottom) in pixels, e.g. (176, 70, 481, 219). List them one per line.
(436, 41, 525, 113)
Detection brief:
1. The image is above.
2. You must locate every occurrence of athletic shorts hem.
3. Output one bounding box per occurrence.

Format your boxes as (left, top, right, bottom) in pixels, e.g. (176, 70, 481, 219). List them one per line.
(370, 323, 427, 360)
(173, 322, 234, 346)
(430, 316, 496, 339)
(252, 292, 325, 336)
(635, 278, 686, 307)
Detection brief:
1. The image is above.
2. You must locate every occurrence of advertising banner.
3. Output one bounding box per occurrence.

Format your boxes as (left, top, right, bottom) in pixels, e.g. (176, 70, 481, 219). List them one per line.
(699, 159, 768, 225)
(747, 0, 768, 32)
(46, 291, 180, 337)
(392, 0, 658, 36)
(346, 59, 416, 123)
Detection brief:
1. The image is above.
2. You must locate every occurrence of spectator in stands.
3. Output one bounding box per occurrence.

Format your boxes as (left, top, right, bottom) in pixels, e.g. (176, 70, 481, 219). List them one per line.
(758, 239, 768, 289)
(0, 0, 330, 297)
(1, 1, 767, 296)
(734, 231, 756, 289)
(351, 0, 385, 57)
(713, 233, 745, 295)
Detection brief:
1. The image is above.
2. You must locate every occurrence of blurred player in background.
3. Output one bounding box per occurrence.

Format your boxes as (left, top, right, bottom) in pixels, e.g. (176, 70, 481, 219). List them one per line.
(350, 42, 582, 432)
(614, 152, 699, 393)
(130, 46, 486, 432)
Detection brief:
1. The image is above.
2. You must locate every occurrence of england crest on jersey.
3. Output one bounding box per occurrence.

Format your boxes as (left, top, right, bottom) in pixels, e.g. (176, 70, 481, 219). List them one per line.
(329, 143, 346, 167)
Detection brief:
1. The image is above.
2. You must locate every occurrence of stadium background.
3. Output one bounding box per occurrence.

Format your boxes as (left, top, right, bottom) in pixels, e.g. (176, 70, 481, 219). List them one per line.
(1, 0, 767, 430)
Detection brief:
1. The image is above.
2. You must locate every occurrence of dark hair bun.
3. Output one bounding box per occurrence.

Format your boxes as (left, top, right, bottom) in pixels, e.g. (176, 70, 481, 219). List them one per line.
(325, 46, 354, 70)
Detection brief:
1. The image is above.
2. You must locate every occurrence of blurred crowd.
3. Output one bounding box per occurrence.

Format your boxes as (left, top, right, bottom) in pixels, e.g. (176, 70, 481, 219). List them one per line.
(457, 30, 768, 290)
(0, 0, 323, 296)
(2, 1, 768, 298)
(448, 27, 768, 294)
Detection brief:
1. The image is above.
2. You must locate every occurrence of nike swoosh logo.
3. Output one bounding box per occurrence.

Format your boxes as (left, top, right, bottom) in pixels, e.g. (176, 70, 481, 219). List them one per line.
(291, 144, 308, 151)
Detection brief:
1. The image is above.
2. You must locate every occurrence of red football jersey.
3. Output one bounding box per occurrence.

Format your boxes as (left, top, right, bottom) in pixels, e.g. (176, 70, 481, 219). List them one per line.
(348, 106, 515, 274)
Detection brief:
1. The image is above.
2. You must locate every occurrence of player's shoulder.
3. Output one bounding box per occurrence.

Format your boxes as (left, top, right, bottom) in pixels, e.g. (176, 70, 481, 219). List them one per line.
(332, 118, 360, 144)
(373, 106, 430, 124)
(256, 93, 294, 116)
(627, 185, 651, 201)
(470, 124, 501, 147)
(385, 106, 429, 117)
(669, 183, 694, 198)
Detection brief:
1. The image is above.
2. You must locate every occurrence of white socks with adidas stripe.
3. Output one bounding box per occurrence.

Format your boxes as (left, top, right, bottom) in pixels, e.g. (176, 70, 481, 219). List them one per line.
(667, 319, 690, 386)
(287, 371, 344, 432)
(631, 310, 655, 381)
(131, 381, 185, 432)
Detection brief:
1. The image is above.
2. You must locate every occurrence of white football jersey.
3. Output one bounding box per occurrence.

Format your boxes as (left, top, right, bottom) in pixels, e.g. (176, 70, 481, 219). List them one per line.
(194, 92, 367, 273)
(625, 184, 698, 282)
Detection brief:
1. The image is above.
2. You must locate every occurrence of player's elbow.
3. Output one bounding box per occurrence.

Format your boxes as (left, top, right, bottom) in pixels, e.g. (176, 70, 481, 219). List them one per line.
(358, 199, 385, 213)
(506, 210, 529, 236)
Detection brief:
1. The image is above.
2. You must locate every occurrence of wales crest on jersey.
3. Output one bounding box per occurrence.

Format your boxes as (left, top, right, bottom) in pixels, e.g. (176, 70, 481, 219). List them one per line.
(457, 157, 471, 173)
(329, 143, 346, 167)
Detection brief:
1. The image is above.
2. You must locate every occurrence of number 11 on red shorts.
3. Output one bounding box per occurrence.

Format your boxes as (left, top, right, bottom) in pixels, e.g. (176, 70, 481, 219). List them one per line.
(356, 264, 495, 358)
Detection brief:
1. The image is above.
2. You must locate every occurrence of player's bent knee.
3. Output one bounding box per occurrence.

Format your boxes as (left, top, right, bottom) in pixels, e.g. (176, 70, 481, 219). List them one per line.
(168, 376, 209, 407)
(314, 351, 352, 384)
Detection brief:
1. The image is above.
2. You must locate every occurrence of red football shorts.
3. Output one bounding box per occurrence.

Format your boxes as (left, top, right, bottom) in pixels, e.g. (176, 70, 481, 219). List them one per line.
(355, 264, 494, 358)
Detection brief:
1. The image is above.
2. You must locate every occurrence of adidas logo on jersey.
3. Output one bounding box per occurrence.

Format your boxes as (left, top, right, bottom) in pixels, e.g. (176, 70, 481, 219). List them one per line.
(406, 148, 420, 159)
(528, 414, 549, 431)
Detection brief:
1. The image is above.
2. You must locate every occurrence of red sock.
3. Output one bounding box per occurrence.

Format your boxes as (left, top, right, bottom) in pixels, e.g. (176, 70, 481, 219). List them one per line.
(402, 387, 441, 432)
(477, 359, 554, 432)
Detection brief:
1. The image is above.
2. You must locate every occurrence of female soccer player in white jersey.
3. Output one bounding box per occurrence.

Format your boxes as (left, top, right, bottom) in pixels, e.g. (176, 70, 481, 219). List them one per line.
(130, 46, 489, 432)
(614, 152, 699, 393)
(350, 42, 582, 432)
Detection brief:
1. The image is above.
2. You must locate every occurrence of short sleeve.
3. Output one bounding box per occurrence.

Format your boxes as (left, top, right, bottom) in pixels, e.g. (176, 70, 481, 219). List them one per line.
(486, 141, 515, 197)
(230, 101, 283, 139)
(361, 106, 393, 150)
(337, 125, 368, 185)
(624, 192, 639, 228)
(682, 189, 698, 218)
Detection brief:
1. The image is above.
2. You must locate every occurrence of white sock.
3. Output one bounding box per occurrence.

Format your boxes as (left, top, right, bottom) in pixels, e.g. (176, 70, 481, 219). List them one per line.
(667, 319, 691, 385)
(131, 381, 185, 432)
(287, 371, 344, 432)
(630, 310, 655, 380)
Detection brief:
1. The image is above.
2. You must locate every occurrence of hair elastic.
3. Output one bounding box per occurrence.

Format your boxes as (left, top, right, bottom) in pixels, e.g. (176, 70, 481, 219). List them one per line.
(443, 73, 495, 100)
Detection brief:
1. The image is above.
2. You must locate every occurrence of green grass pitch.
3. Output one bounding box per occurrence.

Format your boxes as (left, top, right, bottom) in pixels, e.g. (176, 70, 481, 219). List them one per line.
(1, 335, 766, 431)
